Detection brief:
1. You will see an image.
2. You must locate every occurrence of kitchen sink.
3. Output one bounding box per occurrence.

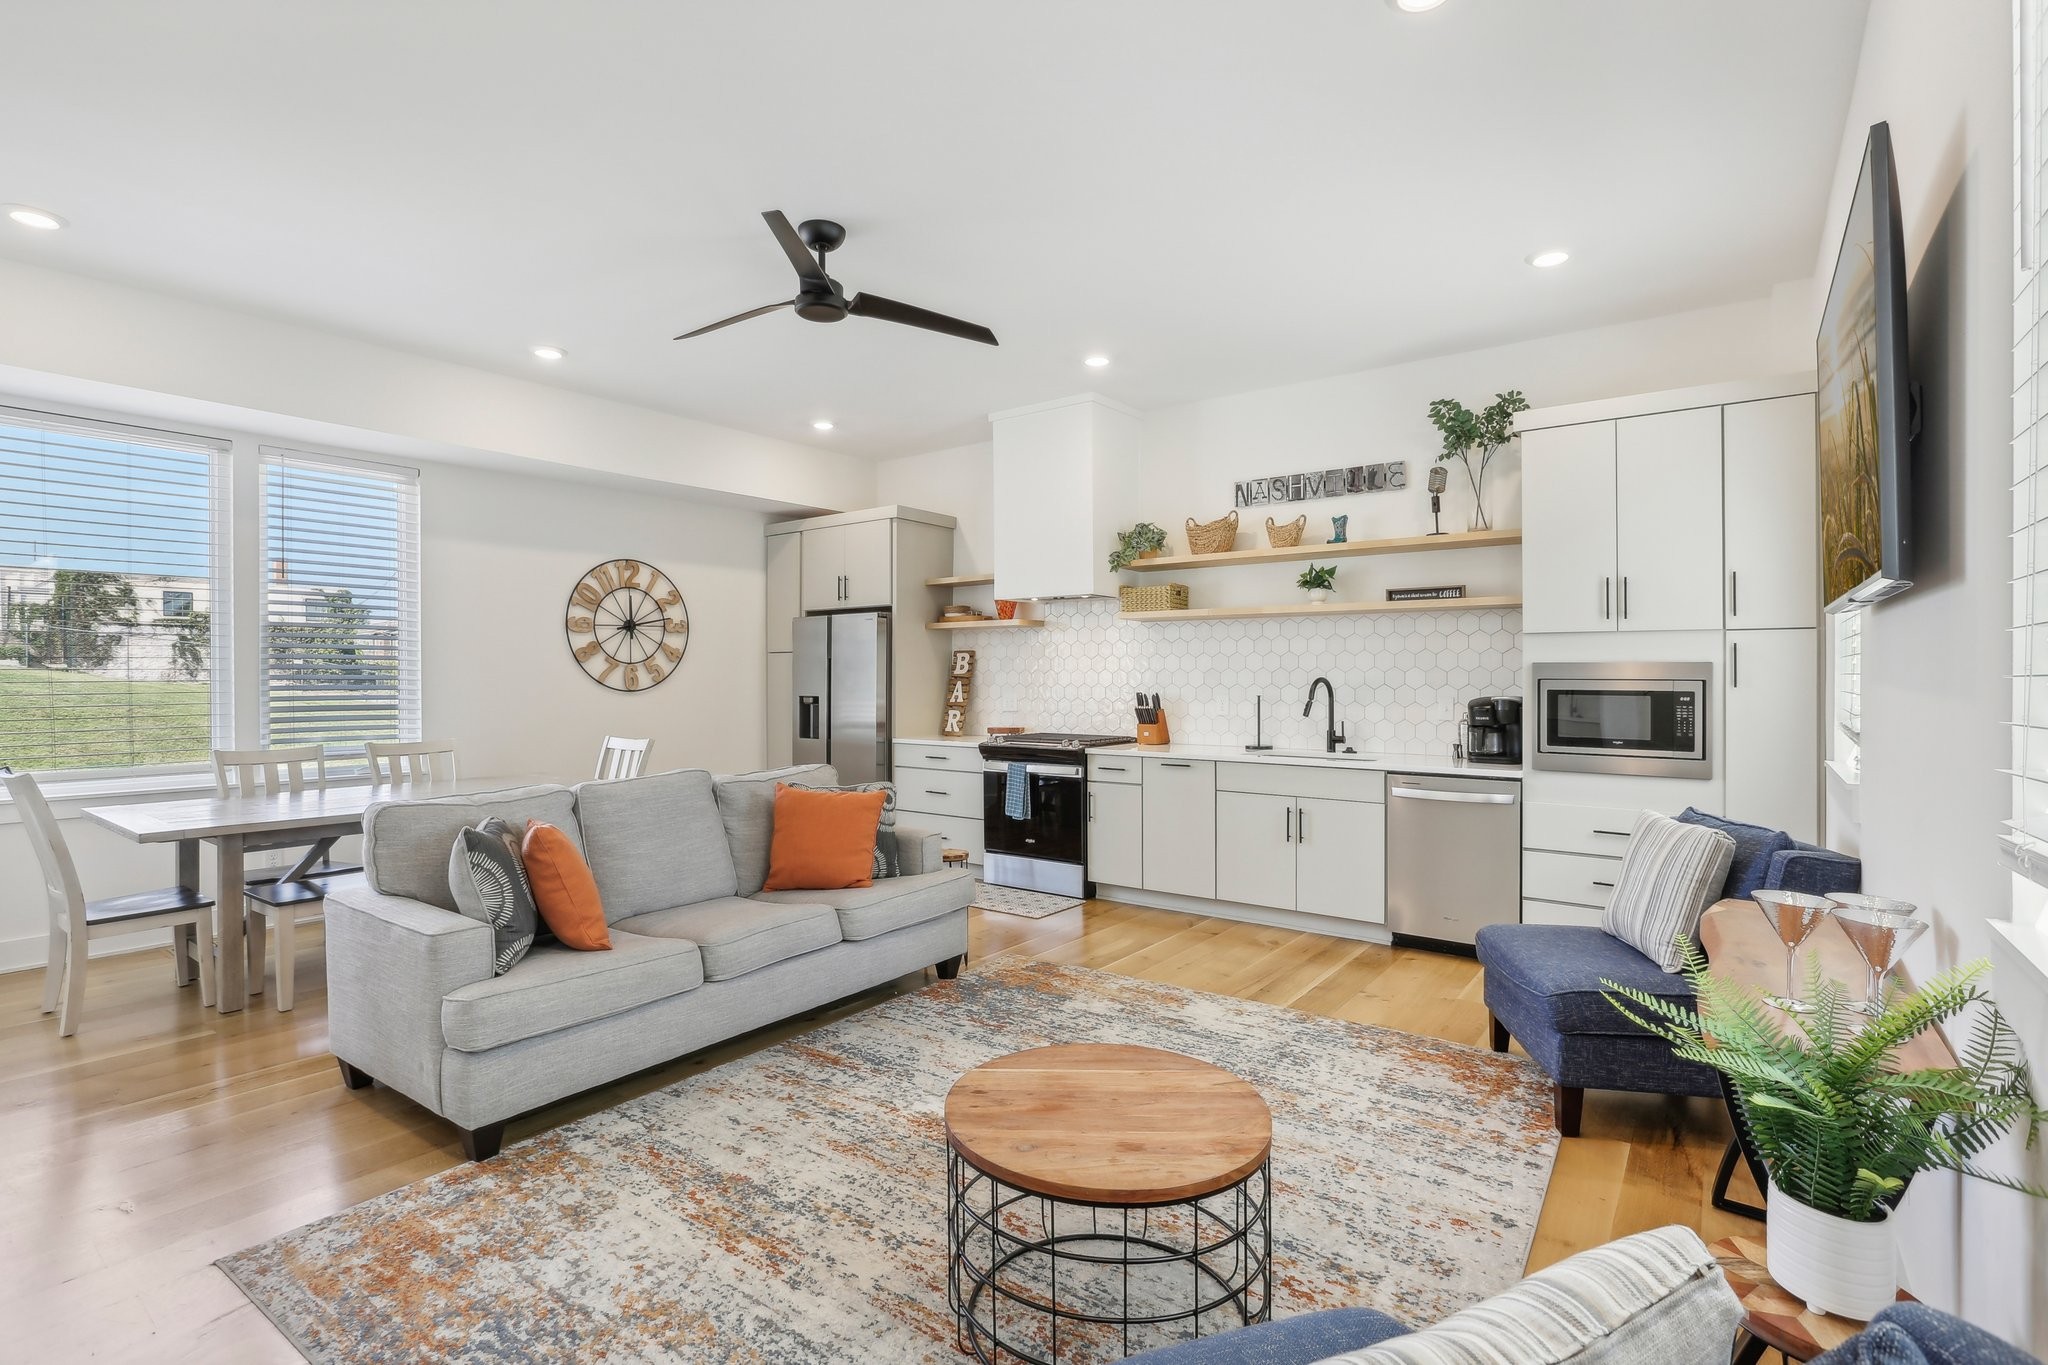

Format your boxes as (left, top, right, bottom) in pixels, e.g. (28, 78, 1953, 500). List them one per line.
(1252, 748, 1382, 762)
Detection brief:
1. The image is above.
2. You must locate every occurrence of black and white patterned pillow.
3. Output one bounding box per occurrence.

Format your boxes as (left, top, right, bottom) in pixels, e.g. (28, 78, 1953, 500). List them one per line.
(447, 818, 540, 973)
(791, 780, 899, 880)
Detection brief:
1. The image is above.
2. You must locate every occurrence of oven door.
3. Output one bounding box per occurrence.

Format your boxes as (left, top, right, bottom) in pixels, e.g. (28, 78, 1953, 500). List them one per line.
(1532, 668, 1710, 778)
(982, 760, 1087, 865)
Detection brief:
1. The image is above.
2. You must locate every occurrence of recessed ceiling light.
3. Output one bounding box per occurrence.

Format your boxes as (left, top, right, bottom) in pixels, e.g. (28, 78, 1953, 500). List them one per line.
(1386, 0, 1447, 11)
(1083, 354, 1111, 368)
(530, 344, 565, 361)
(1526, 249, 1571, 269)
(6, 205, 66, 231)
(812, 419, 835, 432)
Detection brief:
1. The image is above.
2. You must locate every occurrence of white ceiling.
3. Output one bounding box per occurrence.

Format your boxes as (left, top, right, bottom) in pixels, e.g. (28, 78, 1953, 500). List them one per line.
(3, 1, 1869, 459)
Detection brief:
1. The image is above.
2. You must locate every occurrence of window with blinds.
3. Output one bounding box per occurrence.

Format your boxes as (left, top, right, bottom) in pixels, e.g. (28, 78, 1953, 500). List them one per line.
(2010, 0, 2048, 886)
(258, 448, 420, 755)
(0, 407, 228, 773)
(1832, 604, 1863, 773)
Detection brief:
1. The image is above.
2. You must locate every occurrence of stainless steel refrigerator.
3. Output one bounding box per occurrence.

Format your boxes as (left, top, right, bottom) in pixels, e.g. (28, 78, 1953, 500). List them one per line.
(791, 612, 892, 783)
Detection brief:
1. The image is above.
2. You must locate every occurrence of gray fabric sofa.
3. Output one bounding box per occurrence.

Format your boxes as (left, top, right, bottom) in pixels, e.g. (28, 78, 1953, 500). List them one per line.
(323, 763, 971, 1159)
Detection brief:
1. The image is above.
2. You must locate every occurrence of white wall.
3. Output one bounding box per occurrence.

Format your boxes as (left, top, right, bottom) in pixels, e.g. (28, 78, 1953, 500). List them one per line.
(874, 441, 995, 574)
(1808, 3, 2045, 1348)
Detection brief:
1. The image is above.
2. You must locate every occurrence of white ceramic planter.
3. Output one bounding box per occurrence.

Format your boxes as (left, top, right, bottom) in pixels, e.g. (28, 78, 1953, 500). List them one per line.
(1306, 588, 1332, 604)
(1766, 1181, 1897, 1320)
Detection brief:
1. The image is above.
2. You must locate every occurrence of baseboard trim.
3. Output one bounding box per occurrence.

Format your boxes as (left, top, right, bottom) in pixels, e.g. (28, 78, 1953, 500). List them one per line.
(1092, 885, 1392, 945)
(0, 928, 167, 977)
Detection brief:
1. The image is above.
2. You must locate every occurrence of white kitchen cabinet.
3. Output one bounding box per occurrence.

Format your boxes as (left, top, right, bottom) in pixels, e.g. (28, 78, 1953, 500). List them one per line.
(1726, 628, 1819, 842)
(1294, 795, 1385, 923)
(1521, 422, 1618, 634)
(766, 532, 801, 652)
(1724, 396, 1819, 629)
(800, 519, 894, 611)
(1142, 759, 1216, 900)
(766, 652, 793, 768)
(1615, 407, 1723, 632)
(1215, 791, 1295, 910)
(1088, 781, 1144, 887)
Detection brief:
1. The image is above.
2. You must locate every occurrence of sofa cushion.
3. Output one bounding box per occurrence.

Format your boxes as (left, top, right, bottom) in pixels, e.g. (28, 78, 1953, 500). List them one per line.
(1601, 811, 1736, 972)
(790, 778, 900, 879)
(366, 784, 580, 913)
(712, 764, 837, 895)
(446, 821, 540, 974)
(613, 896, 841, 980)
(1675, 807, 1797, 901)
(1810, 1302, 2042, 1365)
(573, 768, 738, 921)
(1123, 1307, 1409, 1363)
(1475, 923, 1692, 1037)
(440, 930, 703, 1052)
(1327, 1225, 1742, 1365)
(763, 784, 889, 891)
(523, 819, 611, 950)
(754, 868, 972, 941)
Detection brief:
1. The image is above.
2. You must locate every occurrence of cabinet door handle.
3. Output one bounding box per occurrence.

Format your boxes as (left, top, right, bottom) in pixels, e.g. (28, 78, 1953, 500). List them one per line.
(1732, 640, 1740, 687)
(1592, 880, 1616, 889)
(1602, 576, 1611, 621)
(1161, 761, 1192, 768)
(925, 789, 949, 797)
(1592, 828, 1631, 838)
(926, 755, 951, 762)
(1088, 791, 1096, 822)
(1621, 576, 1630, 619)
(1097, 764, 1127, 772)
(1730, 570, 1739, 618)
(1284, 806, 1293, 843)
(1295, 805, 1305, 843)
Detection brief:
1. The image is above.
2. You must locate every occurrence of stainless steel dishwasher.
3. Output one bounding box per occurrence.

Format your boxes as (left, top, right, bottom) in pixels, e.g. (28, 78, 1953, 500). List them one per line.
(1386, 773, 1522, 951)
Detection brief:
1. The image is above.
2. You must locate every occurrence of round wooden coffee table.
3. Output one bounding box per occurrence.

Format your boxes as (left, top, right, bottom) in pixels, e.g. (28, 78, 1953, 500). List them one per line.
(944, 1044, 1274, 1364)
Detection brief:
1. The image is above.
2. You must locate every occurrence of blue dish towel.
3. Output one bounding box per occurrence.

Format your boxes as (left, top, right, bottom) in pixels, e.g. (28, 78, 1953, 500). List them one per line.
(1004, 762, 1030, 820)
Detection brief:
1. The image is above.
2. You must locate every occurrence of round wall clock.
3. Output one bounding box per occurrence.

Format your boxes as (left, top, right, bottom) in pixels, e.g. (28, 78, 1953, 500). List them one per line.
(563, 559, 689, 691)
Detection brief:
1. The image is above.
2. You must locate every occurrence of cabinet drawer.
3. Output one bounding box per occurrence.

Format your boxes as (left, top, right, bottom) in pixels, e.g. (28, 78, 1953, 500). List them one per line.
(1087, 754, 1142, 785)
(897, 814, 983, 865)
(897, 767, 983, 818)
(1217, 762, 1385, 803)
(894, 743, 976, 773)
(1522, 802, 1642, 857)
(1522, 850, 1621, 908)
(1522, 899, 1605, 928)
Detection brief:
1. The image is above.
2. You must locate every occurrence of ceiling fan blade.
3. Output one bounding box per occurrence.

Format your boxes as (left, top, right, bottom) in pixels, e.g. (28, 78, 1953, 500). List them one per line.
(846, 292, 998, 346)
(672, 300, 793, 340)
(762, 210, 829, 286)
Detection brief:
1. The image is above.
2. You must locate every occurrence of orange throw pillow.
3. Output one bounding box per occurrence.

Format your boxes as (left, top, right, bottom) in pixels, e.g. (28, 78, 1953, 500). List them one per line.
(763, 783, 888, 892)
(521, 820, 610, 950)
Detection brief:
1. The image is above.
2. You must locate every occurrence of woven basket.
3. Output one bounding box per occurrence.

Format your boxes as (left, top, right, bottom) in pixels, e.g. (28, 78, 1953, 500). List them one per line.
(1266, 514, 1306, 548)
(1186, 510, 1238, 555)
(1119, 583, 1190, 613)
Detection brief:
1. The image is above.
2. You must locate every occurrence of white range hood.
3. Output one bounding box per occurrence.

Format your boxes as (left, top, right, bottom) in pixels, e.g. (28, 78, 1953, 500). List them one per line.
(990, 392, 1143, 599)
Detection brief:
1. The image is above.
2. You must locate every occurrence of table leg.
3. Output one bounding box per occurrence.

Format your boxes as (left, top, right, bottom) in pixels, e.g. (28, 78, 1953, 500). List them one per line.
(171, 840, 200, 988)
(1731, 1329, 1769, 1365)
(213, 834, 248, 1013)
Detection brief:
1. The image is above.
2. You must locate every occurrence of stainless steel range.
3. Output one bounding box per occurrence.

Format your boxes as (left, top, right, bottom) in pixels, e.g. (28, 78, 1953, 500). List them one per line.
(978, 733, 1134, 897)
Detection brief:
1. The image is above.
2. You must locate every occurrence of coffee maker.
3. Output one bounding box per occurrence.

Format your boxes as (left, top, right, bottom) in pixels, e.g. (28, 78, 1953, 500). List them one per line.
(1464, 696, 1522, 766)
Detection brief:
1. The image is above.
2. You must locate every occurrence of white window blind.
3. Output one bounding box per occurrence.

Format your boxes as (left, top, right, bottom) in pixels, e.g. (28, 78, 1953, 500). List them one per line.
(1833, 604, 1864, 765)
(258, 448, 420, 754)
(0, 406, 229, 773)
(2009, 0, 2048, 885)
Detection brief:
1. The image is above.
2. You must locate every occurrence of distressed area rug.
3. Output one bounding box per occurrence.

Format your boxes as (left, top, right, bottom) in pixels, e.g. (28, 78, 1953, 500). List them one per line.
(219, 959, 1559, 1363)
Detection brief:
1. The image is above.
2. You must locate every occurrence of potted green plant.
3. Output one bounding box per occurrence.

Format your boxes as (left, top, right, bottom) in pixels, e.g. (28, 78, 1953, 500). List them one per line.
(1296, 564, 1337, 604)
(1108, 522, 1168, 572)
(1605, 946, 2047, 1321)
(1425, 390, 1529, 531)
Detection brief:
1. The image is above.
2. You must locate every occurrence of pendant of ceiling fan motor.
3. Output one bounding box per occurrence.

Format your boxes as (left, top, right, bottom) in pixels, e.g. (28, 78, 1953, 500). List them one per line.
(796, 219, 846, 252)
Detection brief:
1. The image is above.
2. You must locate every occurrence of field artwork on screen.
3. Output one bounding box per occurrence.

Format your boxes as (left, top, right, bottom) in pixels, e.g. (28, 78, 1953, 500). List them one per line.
(1817, 160, 1883, 609)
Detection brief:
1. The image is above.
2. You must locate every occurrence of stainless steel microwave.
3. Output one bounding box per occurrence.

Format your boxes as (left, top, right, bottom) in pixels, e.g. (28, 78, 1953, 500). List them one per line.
(1529, 662, 1712, 778)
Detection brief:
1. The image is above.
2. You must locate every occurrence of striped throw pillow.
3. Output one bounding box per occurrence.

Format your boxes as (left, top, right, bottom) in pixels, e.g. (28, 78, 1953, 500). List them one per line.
(1600, 811, 1736, 972)
(1322, 1225, 1743, 1365)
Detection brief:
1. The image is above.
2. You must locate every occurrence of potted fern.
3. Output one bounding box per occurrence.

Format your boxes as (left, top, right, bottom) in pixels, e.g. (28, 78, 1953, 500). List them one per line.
(1606, 946, 2047, 1321)
(1296, 564, 1337, 604)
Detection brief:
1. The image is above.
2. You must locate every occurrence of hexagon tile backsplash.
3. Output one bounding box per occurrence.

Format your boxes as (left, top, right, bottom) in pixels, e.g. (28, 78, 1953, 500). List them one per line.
(959, 598, 1523, 756)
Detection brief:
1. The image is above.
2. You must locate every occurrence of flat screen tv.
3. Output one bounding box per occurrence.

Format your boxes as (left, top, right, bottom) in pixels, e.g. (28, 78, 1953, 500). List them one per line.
(1818, 120, 1914, 611)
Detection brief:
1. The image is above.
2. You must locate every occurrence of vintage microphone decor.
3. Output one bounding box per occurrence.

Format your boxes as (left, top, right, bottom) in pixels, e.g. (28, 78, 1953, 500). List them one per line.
(1426, 465, 1447, 536)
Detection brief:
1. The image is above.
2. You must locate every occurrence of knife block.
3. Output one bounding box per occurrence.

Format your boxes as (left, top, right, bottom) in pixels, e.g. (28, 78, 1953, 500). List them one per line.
(1136, 715, 1171, 746)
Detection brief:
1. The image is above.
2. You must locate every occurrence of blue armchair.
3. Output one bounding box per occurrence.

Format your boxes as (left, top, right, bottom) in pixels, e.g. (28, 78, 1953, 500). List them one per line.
(1477, 808, 1860, 1138)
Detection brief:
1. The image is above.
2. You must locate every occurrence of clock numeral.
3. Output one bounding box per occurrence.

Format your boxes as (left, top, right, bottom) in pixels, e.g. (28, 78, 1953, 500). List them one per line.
(616, 559, 642, 587)
(658, 588, 682, 607)
(574, 641, 603, 662)
(572, 583, 602, 609)
(665, 617, 687, 634)
(660, 642, 683, 664)
(591, 562, 617, 593)
(566, 614, 594, 633)
(623, 664, 642, 690)
(644, 659, 667, 685)
(595, 658, 619, 684)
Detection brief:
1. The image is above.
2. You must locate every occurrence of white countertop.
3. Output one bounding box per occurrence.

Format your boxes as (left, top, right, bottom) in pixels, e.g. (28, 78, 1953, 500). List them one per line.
(897, 735, 1519, 779)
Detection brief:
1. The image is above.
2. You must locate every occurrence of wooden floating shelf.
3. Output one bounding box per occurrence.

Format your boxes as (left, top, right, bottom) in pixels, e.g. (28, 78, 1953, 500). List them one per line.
(1125, 528, 1520, 572)
(925, 573, 996, 588)
(925, 617, 1044, 631)
(1118, 595, 1522, 623)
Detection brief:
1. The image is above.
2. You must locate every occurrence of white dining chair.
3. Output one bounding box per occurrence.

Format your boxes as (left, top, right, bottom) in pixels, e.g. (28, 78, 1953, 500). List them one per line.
(4, 766, 217, 1036)
(594, 735, 653, 780)
(365, 739, 460, 785)
(210, 744, 358, 1012)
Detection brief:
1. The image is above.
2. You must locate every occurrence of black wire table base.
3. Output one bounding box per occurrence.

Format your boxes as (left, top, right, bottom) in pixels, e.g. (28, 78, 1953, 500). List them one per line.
(946, 1145, 1273, 1364)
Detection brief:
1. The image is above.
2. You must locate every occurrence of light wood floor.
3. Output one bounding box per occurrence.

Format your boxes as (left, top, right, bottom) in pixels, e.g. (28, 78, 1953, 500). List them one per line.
(0, 900, 1762, 1361)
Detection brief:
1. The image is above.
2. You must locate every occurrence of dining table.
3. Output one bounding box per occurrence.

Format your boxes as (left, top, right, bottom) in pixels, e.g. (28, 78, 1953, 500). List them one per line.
(83, 774, 551, 1013)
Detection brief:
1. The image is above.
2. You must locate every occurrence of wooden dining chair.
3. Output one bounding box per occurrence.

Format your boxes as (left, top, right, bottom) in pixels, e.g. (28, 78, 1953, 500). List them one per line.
(594, 735, 653, 780)
(365, 739, 459, 785)
(4, 766, 216, 1036)
(210, 744, 358, 1012)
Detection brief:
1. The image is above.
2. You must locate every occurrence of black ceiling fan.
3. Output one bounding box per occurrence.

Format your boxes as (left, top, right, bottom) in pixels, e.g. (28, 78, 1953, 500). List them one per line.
(673, 210, 998, 347)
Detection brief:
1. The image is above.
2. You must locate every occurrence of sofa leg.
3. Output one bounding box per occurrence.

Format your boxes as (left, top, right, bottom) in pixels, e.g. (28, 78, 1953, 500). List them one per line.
(1488, 1013, 1509, 1053)
(1553, 1084, 1583, 1138)
(935, 953, 965, 980)
(336, 1058, 374, 1091)
(459, 1121, 507, 1162)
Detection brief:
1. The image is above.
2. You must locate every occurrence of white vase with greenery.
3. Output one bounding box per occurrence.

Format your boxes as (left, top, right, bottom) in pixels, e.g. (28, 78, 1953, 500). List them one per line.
(1297, 563, 1336, 604)
(1426, 390, 1529, 532)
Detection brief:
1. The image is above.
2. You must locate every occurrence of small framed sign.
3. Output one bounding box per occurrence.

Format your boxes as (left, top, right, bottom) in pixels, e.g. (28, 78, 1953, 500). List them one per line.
(1386, 584, 1466, 602)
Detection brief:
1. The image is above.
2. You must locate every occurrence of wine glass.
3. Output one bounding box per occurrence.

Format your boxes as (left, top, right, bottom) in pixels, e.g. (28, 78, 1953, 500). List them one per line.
(1750, 890, 1835, 1014)
(1826, 894, 1925, 1016)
